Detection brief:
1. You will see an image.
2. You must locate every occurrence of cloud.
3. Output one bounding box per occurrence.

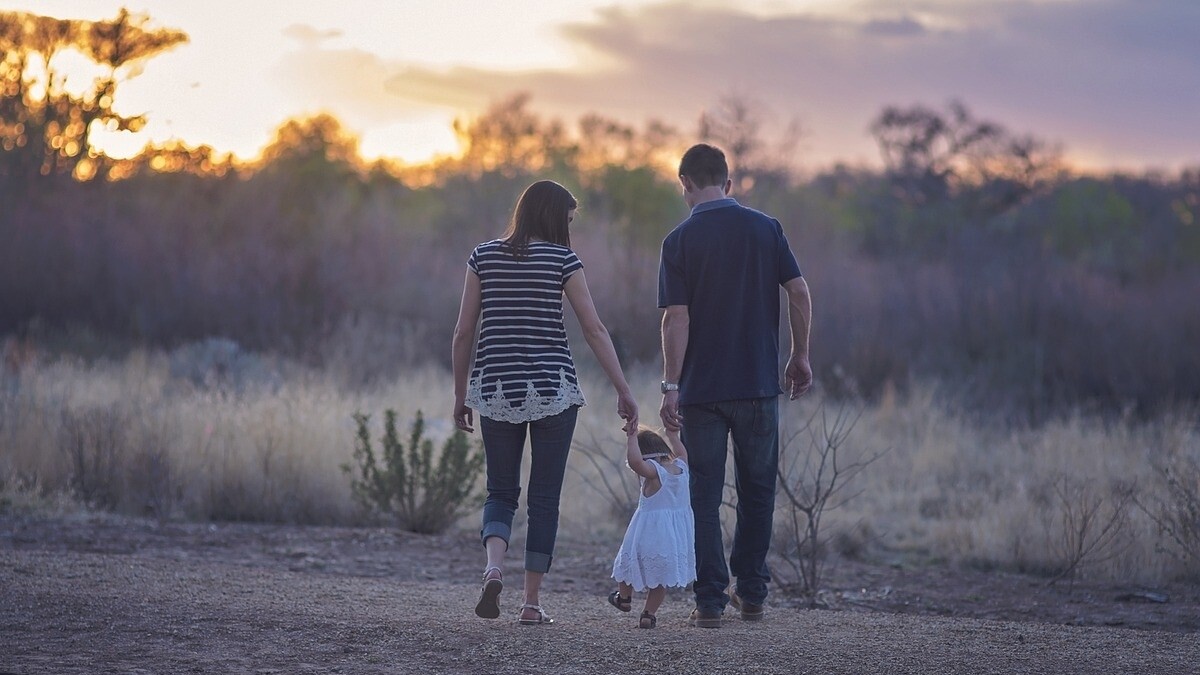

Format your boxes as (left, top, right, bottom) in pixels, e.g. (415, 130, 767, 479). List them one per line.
(282, 24, 343, 49)
(860, 16, 929, 37)
(276, 26, 449, 130)
(278, 1, 1200, 168)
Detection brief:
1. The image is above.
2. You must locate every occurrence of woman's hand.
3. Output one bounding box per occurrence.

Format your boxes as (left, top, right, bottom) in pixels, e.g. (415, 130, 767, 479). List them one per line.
(453, 399, 475, 433)
(617, 389, 638, 435)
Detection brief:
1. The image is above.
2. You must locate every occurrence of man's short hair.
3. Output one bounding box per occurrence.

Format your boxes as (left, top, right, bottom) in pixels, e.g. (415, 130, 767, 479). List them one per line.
(679, 143, 729, 189)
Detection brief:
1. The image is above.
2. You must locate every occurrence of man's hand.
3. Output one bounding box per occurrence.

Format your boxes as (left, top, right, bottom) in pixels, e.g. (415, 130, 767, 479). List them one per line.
(659, 390, 683, 432)
(452, 399, 475, 433)
(785, 354, 813, 400)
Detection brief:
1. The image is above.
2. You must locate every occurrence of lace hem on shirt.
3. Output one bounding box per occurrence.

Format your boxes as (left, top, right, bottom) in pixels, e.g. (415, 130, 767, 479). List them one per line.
(466, 369, 586, 423)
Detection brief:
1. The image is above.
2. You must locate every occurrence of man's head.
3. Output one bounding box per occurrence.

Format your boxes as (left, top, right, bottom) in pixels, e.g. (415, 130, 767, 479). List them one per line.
(678, 143, 732, 207)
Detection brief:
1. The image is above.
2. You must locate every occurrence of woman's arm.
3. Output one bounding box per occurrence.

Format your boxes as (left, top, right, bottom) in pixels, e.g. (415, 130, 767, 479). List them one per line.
(626, 432, 658, 480)
(451, 269, 482, 432)
(563, 270, 638, 432)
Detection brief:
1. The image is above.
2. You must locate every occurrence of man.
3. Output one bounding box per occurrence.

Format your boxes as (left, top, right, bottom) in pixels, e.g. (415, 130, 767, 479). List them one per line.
(658, 143, 812, 628)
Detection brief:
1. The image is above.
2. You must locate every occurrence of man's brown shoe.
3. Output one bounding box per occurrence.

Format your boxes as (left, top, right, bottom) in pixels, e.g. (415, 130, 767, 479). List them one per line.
(688, 608, 723, 628)
(730, 590, 765, 621)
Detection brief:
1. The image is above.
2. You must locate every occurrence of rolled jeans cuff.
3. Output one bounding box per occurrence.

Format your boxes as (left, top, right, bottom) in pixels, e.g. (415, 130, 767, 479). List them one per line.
(481, 521, 511, 549)
(524, 550, 552, 574)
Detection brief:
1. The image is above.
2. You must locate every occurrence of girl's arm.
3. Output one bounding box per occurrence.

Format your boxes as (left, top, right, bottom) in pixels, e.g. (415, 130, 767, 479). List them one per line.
(665, 428, 688, 462)
(626, 432, 659, 480)
(564, 270, 638, 433)
(451, 269, 482, 432)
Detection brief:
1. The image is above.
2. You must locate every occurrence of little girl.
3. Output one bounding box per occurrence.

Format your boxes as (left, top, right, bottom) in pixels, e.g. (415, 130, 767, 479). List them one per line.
(608, 427, 696, 628)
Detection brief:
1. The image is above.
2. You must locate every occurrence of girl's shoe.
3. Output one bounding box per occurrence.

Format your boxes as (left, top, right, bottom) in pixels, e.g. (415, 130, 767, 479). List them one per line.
(517, 604, 555, 625)
(474, 567, 503, 619)
(638, 611, 656, 629)
(607, 590, 632, 613)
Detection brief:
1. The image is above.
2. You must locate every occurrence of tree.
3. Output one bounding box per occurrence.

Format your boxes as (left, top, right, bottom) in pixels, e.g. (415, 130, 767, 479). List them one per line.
(450, 93, 572, 177)
(576, 113, 681, 176)
(698, 94, 801, 196)
(869, 100, 1060, 213)
(0, 9, 187, 187)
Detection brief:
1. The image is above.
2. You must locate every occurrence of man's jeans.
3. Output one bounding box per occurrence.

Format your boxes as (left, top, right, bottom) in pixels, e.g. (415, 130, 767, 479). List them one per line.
(682, 397, 779, 612)
(478, 406, 578, 574)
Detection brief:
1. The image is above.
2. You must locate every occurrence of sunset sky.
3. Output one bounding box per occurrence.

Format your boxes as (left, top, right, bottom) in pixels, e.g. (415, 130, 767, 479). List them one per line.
(10, 0, 1200, 171)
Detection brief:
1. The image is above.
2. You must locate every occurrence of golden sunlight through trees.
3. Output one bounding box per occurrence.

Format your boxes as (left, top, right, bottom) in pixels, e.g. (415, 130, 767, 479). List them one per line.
(0, 8, 186, 183)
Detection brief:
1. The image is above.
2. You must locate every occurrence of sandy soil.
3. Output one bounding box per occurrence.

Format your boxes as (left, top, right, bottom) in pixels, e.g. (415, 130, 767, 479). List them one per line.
(2, 513, 1197, 675)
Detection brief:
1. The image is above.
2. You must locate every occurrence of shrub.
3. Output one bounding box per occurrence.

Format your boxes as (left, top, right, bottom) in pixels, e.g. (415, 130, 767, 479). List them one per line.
(343, 409, 484, 534)
(568, 427, 639, 525)
(1137, 444, 1200, 578)
(58, 406, 126, 509)
(1039, 473, 1134, 587)
(774, 403, 883, 606)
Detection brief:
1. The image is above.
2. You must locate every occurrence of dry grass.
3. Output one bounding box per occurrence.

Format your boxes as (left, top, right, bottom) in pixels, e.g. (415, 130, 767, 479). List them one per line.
(1, 348, 1196, 584)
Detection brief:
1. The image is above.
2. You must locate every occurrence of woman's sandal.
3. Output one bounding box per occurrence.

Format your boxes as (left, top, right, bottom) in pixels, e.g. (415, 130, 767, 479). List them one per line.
(474, 567, 503, 619)
(607, 590, 632, 613)
(517, 604, 554, 625)
(638, 611, 656, 629)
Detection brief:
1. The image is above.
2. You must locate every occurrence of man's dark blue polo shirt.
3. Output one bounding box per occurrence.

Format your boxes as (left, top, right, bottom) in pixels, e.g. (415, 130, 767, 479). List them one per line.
(658, 198, 802, 406)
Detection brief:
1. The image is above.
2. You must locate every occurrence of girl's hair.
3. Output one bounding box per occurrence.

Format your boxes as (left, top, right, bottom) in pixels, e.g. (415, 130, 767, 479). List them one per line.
(637, 428, 675, 460)
(502, 180, 577, 255)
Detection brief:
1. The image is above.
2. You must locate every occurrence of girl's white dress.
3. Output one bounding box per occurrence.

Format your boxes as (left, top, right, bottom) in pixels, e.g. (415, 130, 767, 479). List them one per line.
(611, 459, 697, 591)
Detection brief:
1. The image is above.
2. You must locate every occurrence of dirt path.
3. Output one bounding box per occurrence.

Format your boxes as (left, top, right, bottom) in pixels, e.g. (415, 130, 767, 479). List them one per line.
(2, 514, 1197, 675)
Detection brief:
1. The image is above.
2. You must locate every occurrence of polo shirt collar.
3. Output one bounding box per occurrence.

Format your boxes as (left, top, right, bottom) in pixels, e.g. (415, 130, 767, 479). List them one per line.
(690, 197, 738, 216)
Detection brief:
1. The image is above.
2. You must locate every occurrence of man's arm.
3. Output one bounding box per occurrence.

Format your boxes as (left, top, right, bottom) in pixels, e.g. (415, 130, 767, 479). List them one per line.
(660, 304, 689, 430)
(783, 276, 813, 399)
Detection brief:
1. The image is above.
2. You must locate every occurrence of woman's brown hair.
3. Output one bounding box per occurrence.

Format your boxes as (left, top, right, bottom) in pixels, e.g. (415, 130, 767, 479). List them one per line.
(502, 180, 576, 255)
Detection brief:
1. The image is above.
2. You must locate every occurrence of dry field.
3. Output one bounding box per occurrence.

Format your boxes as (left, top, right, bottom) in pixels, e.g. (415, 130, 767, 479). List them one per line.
(2, 348, 1198, 673)
(1, 348, 1196, 585)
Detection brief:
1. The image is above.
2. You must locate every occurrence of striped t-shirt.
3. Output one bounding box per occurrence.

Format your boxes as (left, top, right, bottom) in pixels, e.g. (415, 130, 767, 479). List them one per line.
(465, 239, 587, 423)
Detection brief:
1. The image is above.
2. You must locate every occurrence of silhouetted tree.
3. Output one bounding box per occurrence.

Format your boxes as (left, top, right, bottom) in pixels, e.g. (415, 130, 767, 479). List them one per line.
(699, 94, 801, 197)
(869, 100, 1060, 213)
(450, 93, 572, 177)
(0, 9, 187, 189)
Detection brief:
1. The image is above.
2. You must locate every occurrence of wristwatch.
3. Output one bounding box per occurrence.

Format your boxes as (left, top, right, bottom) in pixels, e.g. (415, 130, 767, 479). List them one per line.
(660, 381, 679, 394)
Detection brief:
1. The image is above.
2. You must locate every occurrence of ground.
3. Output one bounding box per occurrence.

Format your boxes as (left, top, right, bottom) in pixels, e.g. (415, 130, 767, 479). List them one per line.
(1, 513, 1197, 674)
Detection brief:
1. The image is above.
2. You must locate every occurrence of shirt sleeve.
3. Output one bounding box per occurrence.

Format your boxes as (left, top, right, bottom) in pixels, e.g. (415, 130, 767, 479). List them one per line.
(562, 249, 583, 286)
(658, 231, 688, 308)
(775, 220, 802, 284)
(467, 247, 481, 276)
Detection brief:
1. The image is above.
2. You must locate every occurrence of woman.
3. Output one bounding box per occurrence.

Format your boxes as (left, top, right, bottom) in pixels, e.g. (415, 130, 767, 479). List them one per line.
(451, 180, 638, 625)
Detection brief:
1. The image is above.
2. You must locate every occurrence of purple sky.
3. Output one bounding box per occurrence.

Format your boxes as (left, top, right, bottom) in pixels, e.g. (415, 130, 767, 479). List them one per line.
(280, 0, 1200, 170)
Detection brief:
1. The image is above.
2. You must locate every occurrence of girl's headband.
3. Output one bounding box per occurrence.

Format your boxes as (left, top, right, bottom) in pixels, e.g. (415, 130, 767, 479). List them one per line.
(641, 452, 670, 459)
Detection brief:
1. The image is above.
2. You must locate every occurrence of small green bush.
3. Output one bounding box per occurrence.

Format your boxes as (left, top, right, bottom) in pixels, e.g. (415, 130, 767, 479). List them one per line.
(342, 409, 484, 534)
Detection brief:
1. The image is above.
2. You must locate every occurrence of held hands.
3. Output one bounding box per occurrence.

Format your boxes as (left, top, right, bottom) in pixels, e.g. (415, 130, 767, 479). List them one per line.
(785, 354, 814, 400)
(452, 398, 475, 433)
(617, 390, 639, 436)
(659, 390, 682, 432)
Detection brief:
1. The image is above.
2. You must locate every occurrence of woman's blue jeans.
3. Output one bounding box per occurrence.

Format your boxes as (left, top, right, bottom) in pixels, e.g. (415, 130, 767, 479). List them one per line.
(681, 397, 779, 612)
(478, 406, 578, 574)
